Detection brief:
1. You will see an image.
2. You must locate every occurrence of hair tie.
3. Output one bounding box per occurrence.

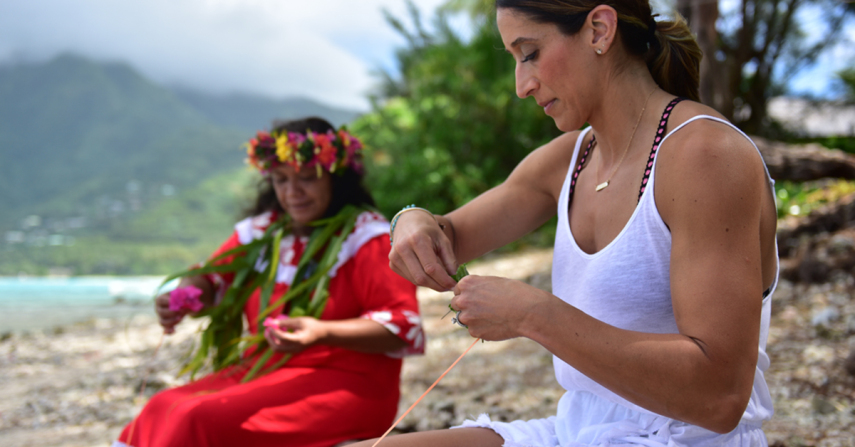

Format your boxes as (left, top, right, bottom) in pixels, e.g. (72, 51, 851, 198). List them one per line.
(647, 16, 660, 52)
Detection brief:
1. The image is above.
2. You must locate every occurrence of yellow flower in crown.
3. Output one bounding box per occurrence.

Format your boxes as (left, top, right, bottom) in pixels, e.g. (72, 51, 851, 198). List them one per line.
(275, 133, 294, 164)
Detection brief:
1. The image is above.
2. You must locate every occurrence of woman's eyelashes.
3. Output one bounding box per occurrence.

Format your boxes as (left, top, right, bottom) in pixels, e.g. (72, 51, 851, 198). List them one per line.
(521, 50, 538, 63)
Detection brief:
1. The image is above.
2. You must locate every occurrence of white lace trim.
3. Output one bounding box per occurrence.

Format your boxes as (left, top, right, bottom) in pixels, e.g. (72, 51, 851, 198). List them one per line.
(235, 211, 274, 245)
(236, 211, 389, 285)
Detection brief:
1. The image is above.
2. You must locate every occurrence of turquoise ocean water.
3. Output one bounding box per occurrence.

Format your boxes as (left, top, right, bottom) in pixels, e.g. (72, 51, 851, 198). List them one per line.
(0, 276, 177, 332)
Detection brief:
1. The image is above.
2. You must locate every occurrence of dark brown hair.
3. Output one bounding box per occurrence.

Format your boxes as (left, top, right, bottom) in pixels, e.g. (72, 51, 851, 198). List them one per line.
(244, 117, 376, 218)
(496, 0, 701, 101)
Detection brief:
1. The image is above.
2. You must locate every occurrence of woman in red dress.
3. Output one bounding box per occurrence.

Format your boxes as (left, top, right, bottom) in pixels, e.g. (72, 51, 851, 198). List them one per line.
(114, 117, 424, 447)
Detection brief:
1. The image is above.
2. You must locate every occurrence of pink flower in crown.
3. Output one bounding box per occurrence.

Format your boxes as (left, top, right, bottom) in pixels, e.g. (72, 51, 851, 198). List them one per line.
(251, 131, 278, 171)
(342, 130, 361, 155)
(169, 285, 204, 313)
(339, 130, 363, 173)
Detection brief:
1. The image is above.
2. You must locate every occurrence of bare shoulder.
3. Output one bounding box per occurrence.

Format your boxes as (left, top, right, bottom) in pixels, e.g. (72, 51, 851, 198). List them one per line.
(510, 130, 582, 200)
(659, 101, 763, 182)
(655, 102, 768, 221)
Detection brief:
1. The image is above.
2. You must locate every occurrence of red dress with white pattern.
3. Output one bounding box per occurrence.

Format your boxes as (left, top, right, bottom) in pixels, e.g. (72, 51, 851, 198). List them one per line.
(115, 211, 423, 447)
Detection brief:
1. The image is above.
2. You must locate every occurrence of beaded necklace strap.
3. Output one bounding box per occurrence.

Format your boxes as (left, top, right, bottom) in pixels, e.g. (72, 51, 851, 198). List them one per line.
(567, 133, 595, 209)
(566, 97, 686, 210)
(638, 97, 685, 200)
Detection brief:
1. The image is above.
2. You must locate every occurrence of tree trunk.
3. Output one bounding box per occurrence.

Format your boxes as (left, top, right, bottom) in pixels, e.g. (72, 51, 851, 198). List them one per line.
(679, 0, 733, 118)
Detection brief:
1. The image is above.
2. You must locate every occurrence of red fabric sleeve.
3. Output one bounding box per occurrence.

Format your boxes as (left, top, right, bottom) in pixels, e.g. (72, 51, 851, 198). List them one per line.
(346, 234, 424, 357)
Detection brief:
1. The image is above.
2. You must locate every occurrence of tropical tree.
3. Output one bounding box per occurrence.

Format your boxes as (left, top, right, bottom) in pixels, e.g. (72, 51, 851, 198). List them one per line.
(839, 67, 855, 102)
(451, 0, 855, 136)
(677, 0, 855, 135)
(353, 0, 561, 217)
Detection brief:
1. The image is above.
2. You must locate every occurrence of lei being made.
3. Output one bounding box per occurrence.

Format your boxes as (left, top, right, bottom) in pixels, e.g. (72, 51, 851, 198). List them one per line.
(246, 126, 364, 176)
(159, 205, 365, 382)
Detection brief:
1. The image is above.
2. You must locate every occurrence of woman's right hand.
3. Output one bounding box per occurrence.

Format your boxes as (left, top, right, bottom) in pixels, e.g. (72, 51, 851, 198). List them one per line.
(389, 211, 458, 291)
(155, 292, 186, 334)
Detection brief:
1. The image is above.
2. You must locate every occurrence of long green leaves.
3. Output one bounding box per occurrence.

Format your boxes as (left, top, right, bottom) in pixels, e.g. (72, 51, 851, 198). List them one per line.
(161, 206, 364, 382)
(241, 205, 362, 382)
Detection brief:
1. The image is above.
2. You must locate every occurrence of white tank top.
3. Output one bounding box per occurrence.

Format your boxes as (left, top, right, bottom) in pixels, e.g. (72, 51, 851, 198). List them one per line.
(551, 116, 776, 425)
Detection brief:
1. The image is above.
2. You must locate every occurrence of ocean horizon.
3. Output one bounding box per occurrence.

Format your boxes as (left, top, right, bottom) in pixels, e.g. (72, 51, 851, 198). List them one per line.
(0, 276, 177, 333)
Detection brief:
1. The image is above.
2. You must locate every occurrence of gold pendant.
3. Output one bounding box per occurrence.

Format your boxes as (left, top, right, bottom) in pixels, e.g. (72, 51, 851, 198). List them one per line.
(595, 181, 609, 192)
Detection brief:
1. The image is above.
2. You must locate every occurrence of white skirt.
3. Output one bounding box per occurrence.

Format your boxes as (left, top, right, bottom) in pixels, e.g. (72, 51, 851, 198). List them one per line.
(455, 390, 768, 446)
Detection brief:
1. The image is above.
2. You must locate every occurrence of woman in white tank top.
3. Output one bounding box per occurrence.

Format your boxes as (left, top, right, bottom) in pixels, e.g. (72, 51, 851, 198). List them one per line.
(353, 1, 779, 445)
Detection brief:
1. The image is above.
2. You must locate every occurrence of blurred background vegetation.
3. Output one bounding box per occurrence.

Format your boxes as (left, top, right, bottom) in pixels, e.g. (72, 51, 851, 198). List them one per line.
(2, 0, 854, 275)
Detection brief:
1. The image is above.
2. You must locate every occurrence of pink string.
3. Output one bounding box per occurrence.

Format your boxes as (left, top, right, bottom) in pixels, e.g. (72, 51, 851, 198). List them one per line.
(371, 337, 481, 447)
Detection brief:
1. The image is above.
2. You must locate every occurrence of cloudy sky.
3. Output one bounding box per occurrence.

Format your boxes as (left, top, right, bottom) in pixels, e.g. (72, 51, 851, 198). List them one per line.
(0, 0, 851, 112)
(0, 0, 453, 111)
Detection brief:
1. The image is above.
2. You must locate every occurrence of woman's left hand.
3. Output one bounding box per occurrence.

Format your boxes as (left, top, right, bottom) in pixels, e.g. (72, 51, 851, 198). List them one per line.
(264, 316, 328, 353)
(450, 275, 545, 341)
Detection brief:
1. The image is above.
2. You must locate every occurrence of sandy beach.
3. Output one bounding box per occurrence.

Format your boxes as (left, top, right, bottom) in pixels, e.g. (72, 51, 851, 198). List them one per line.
(1, 249, 854, 446)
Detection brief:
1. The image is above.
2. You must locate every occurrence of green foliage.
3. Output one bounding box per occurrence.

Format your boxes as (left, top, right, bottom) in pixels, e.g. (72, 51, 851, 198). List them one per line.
(837, 68, 855, 102)
(787, 136, 855, 156)
(775, 180, 855, 219)
(353, 5, 561, 218)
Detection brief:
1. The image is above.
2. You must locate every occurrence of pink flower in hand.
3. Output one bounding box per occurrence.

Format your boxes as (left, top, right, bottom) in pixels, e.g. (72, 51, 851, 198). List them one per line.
(263, 315, 288, 331)
(169, 286, 204, 313)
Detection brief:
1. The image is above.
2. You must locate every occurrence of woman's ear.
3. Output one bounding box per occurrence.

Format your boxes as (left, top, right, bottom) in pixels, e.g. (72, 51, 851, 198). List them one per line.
(586, 5, 618, 55)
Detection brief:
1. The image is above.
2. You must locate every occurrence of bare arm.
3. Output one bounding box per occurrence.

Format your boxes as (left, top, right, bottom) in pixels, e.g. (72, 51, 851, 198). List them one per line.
(389, 131, 578, 290)
(265, 317, 407, 354)
(451, 123, 771, 433)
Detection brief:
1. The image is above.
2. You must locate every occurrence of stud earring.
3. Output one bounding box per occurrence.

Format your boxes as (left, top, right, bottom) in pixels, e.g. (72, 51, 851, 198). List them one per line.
(596, 48, 603, 55)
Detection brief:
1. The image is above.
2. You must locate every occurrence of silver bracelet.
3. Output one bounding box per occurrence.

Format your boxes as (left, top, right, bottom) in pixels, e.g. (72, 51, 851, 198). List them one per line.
(390, 205, 437, 245)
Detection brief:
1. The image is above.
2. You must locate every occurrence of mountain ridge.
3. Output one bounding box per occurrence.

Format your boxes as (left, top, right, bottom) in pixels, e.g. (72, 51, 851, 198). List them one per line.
(0, 53, 360, 274)
(0, 53, 359, 227)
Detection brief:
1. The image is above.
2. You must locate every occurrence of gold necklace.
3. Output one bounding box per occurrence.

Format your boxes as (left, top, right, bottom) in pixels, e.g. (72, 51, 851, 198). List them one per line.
(595, 88, 656, 192)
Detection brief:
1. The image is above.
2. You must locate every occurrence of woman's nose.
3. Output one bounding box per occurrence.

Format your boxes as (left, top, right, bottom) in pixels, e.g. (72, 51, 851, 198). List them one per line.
(284, 179, 303, 197)
(515, 65, 537, 99)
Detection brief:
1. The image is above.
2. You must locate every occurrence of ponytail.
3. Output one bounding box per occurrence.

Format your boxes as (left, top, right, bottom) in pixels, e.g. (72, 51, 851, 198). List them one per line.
(646, 14, 701, 102)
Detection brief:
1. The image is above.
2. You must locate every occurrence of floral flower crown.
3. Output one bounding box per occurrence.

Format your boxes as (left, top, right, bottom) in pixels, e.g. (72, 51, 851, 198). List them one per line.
(245, 127, 364, 176)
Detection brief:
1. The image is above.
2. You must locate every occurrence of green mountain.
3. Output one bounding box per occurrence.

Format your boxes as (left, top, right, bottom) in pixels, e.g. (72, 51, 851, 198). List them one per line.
(0, 54, 359, 275)
(0, 54, 245, 224)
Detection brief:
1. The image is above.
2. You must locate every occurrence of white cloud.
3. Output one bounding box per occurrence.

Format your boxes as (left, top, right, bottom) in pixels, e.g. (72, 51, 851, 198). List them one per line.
(0, 0, 450, 110)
